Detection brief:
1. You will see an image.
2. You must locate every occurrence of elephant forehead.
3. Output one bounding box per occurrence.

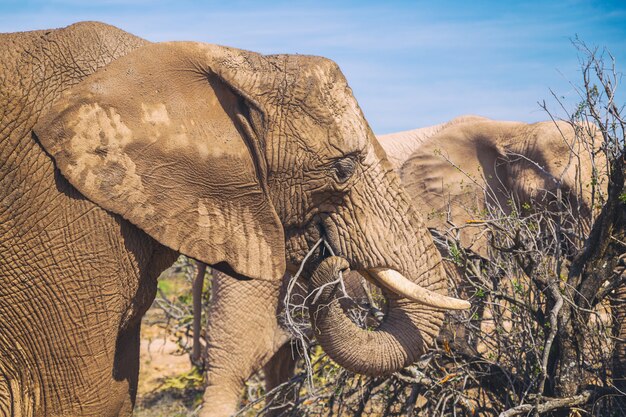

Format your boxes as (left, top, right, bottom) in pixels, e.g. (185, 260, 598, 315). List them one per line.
(279, 95, 369, 158)
(321, 110, 368, 149)
(268, 55, 368, 141)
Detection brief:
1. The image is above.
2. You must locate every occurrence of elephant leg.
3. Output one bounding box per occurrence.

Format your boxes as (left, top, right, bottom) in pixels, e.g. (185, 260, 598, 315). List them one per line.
(263, 342, 298, 417)
(200, 271, 291, 417)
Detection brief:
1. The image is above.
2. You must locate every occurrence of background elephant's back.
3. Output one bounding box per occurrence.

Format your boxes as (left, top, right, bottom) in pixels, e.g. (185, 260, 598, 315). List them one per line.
(377, 115, 489, 170)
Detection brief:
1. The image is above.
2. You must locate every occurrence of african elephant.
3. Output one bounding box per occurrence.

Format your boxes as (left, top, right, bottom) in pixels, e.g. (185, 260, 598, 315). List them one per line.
(0, 22, 468, 417)
(199, 116, 479, 415)
(201, 116, 604, 415)
(399, 116, 603, 258)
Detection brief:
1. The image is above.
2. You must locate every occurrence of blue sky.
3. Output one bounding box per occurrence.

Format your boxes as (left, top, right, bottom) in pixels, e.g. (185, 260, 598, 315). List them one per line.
(1, 0, 625, 134)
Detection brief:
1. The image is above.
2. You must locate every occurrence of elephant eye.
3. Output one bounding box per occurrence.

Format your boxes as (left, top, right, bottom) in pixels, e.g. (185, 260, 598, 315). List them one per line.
(333, 156, 356, 183)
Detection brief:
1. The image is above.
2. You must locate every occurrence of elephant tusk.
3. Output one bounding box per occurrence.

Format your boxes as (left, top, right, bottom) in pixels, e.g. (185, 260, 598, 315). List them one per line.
(362, 268, 471, 310)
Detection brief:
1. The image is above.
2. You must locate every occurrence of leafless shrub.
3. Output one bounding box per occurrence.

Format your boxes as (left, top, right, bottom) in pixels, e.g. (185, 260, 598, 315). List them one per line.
(148, 255, 212, 369)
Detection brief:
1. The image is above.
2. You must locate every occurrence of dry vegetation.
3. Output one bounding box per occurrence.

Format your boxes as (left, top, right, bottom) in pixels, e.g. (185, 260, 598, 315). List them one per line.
(138, 43, 625, 416)
(134, 258, 207, 417)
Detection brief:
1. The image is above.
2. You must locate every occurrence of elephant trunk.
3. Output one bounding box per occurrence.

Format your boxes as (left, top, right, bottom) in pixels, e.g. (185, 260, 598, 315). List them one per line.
(308, 256, 446, 376)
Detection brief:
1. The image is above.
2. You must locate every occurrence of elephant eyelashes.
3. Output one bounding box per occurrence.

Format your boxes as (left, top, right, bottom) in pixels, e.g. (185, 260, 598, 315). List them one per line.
(333, 157, 357, 183)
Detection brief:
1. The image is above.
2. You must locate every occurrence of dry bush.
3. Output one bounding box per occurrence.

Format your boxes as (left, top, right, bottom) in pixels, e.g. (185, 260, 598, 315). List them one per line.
(151, 256, 212, 361)
(142, 255, 211, 409)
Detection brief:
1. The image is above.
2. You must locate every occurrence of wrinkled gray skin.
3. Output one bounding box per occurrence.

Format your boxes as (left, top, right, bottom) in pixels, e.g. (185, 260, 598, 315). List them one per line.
(203, 116, 603, 416)
(0, 22, 453, 417)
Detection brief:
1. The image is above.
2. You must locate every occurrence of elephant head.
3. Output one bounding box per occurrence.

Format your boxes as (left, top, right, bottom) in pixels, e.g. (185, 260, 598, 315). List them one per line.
(33, 41, 468, 376)
(304, 117, 605, 376)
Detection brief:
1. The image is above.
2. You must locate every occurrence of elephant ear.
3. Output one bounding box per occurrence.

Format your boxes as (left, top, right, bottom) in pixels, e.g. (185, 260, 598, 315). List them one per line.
(33, 42, 285, 281)
(400, 121, 520, 257)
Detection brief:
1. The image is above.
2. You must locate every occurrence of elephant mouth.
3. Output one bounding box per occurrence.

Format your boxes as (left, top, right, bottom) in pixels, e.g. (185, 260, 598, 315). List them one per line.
(297, 219, 470, 311)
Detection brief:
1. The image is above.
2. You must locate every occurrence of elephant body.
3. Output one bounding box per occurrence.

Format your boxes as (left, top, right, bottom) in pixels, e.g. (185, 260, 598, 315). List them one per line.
(201, 115, 604, 415)
(0, 23, 178, 416)
(2, 22, 466, 416)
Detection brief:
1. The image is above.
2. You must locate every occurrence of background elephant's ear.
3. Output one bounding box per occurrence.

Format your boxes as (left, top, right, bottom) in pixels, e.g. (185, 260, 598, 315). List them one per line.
(400, 121, 513, 258)
(33, 42, 285, 281)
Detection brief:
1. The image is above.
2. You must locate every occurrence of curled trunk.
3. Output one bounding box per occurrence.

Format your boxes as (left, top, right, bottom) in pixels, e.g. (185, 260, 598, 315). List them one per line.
(308, 256, 446, 376)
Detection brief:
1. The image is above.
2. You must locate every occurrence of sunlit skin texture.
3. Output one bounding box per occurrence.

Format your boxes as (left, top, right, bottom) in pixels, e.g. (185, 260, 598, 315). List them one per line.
(1, 22, 450, 416)
(0, 23, 166, 417)
(201, 116, 604, 416)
